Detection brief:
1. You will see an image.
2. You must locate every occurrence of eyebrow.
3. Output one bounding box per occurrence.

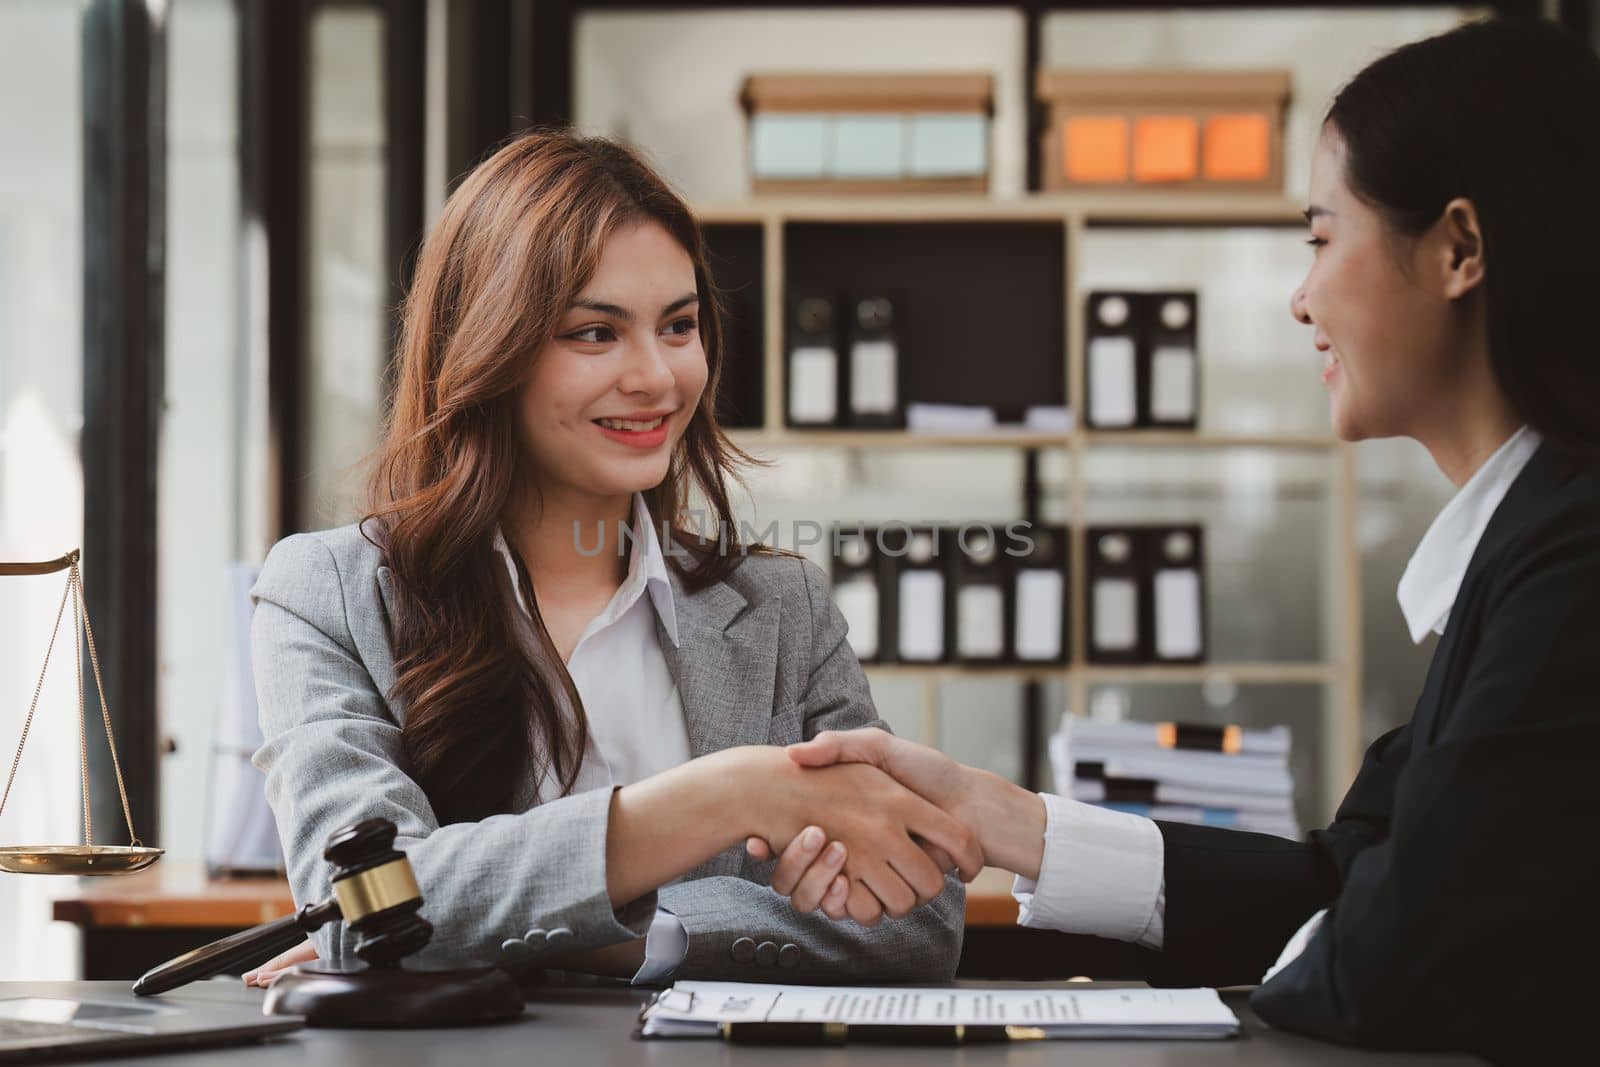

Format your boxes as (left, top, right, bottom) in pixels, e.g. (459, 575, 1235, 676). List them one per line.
(1303, 206, 1334, 223)
(570, 293, 699, 323)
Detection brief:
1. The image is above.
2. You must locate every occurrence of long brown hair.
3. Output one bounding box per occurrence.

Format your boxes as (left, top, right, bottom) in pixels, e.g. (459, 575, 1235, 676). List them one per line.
(365, 129, 751, 824)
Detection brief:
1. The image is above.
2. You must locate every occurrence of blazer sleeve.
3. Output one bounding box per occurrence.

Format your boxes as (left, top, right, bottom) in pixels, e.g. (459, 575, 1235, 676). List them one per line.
(1146, 721, 1407, 988)
(1249, 513, 1600, 1059)
(249, 533, 656, 968)
(660, 557, 966, 982)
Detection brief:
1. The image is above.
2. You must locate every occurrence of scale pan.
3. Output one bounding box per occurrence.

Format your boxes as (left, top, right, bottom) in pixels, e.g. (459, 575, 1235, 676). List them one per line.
(0, 844, 164, 876)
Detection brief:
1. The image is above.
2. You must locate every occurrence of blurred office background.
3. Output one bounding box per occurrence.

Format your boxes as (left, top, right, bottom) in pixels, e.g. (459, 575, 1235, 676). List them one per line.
(1, 0, 1591, 980)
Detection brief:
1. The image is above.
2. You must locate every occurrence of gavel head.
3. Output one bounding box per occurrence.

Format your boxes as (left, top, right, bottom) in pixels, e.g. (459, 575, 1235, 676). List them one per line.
(323, 818, 433, 968)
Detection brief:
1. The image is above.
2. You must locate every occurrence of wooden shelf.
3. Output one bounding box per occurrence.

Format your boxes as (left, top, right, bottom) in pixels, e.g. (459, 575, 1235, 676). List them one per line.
(693, 192, 1306, 227)
(696, 197, 1074, 224)
(730, 429, 1069, 449)
(730, 429, 1339, 451)
(1080, 662, 1337, 685)
(1072, 193, 1306, 227)
(1082, 431, 1339, 450)
(865, 663, 1069, 683)
(864, 662, 1337, 685)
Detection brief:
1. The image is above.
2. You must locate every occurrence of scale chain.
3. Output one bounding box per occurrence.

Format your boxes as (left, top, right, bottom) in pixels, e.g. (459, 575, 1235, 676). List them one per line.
(0, 555, 142, 848)
(74, 565, 88, 847)
(0, 567, 75, 824)
(75, 563, 140, 846)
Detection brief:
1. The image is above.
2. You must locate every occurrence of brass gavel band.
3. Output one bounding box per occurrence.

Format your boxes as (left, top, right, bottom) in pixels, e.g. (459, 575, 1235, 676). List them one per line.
(331, 858, 421, 922)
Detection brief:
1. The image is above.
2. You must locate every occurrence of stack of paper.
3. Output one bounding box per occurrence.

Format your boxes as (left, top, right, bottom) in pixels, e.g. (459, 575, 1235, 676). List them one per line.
(1051, 715, 1300, 839)
(639, 981, 1239, 1040)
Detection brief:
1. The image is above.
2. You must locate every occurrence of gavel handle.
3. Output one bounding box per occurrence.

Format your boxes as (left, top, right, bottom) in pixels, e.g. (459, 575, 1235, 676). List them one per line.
(132, 899, 342, 997)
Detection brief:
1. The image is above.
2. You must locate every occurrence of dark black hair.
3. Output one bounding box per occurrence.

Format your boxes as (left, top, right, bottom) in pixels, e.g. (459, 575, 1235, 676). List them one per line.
(1326, 17, 1600, 454)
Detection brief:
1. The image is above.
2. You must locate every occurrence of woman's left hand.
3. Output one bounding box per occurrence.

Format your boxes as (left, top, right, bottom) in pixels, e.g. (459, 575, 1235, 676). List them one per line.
(749, 827, 853, 919)
(748, 830, 958, 923)
(242, 937, 319, 987)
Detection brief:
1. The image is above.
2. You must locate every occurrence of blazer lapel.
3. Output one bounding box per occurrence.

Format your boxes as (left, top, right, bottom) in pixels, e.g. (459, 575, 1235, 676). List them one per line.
(1409, 442, 1574, 745)
(656, 566, 781, 760)
(371, 564, 403, 717)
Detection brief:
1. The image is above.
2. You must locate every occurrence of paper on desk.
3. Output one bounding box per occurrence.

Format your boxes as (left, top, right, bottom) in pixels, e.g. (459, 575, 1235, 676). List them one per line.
(639, 982, 1238, 1039)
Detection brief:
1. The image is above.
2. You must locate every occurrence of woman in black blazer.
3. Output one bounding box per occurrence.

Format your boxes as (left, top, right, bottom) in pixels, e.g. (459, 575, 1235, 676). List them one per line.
(751, 17, 1600, 1064)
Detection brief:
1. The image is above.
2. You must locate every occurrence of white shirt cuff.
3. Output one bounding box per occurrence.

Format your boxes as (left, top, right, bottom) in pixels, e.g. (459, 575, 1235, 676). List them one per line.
(1011, 792, 1166, 950)
(1263, 907, 1326, 983)
(630, 907, 687, 985)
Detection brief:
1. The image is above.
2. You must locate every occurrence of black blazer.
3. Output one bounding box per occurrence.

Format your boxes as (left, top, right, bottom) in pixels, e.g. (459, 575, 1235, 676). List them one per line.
(1144, 442, 1600, 1063)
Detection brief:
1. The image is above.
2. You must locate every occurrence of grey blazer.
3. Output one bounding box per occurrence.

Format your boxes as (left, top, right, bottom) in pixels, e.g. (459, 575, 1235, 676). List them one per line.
(249, 521, 964, 981)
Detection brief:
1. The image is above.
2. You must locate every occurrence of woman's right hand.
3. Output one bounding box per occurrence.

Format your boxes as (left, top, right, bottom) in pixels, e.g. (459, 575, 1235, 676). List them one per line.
(791, 730, 986, 822)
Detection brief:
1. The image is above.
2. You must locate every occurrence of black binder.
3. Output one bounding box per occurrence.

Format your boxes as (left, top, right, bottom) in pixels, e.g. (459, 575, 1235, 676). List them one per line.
(882, 525, 946, 663)
(1085, 291, 1140, 430)
(786, 295, 839, 427)
(830, 526, 883, 664)
(1145, 292, 1200, 429)
(1084, 290, 1201, 430)
(1011, 523, 1070, 664)
(948, 525, 1007, 664)
(843, 293, 902, 428)
(1086, 524, 1209, 664)
(1086, 525, 1146, 663)
(1150, 524, 1207, 663)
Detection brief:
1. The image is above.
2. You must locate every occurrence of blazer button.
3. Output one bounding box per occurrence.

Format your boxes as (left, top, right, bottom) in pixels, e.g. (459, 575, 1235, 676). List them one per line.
(731, 937, 757, 964)
(778, 944, 800, 969)
(500, 938, 530, 961)
(523, 927, 547, 944)
(755, 941, 779, 967)
(545, 928, 573, 949)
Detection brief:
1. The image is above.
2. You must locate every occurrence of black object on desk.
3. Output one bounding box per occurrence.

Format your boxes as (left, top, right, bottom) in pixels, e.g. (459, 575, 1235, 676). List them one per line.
(723, 1021, 1024, 1045)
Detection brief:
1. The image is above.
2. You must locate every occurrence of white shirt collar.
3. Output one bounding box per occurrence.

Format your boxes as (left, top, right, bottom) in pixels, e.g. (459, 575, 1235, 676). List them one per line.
(1396, 425, 1542, 644)
(491, 491, 680, 649)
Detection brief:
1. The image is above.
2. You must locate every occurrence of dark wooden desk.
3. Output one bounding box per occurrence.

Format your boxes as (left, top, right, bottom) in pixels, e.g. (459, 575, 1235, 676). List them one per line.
(1, 980, 1485, 1065)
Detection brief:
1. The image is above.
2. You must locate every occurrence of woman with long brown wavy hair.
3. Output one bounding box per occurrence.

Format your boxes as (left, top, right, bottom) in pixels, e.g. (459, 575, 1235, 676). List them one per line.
(243, 129, 977, 985)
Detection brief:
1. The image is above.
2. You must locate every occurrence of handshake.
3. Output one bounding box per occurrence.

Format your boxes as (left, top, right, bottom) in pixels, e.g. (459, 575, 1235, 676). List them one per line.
(741, 729, 1047, 928)
(245, 728, 1047, 987)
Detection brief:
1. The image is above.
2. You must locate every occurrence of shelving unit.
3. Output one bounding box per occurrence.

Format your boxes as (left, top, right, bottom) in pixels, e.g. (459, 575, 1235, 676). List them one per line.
(698, 193, 1361, 822)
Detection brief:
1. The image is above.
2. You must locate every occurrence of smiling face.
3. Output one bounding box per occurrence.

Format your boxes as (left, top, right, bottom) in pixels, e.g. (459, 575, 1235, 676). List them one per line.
(518, 219, 708, 505)
(1290, 126, 1480, 443)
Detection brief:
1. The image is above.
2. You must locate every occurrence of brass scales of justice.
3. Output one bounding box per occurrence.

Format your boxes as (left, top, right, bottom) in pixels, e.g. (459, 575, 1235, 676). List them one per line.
(0, 549, 163, 875)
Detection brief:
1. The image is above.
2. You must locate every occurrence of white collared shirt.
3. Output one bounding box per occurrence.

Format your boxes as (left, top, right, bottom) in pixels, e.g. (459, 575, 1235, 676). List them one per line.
(1396, 425, 1542, 644)
(492, 491, 691, 982)
(1012, 427, 1542, 977)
